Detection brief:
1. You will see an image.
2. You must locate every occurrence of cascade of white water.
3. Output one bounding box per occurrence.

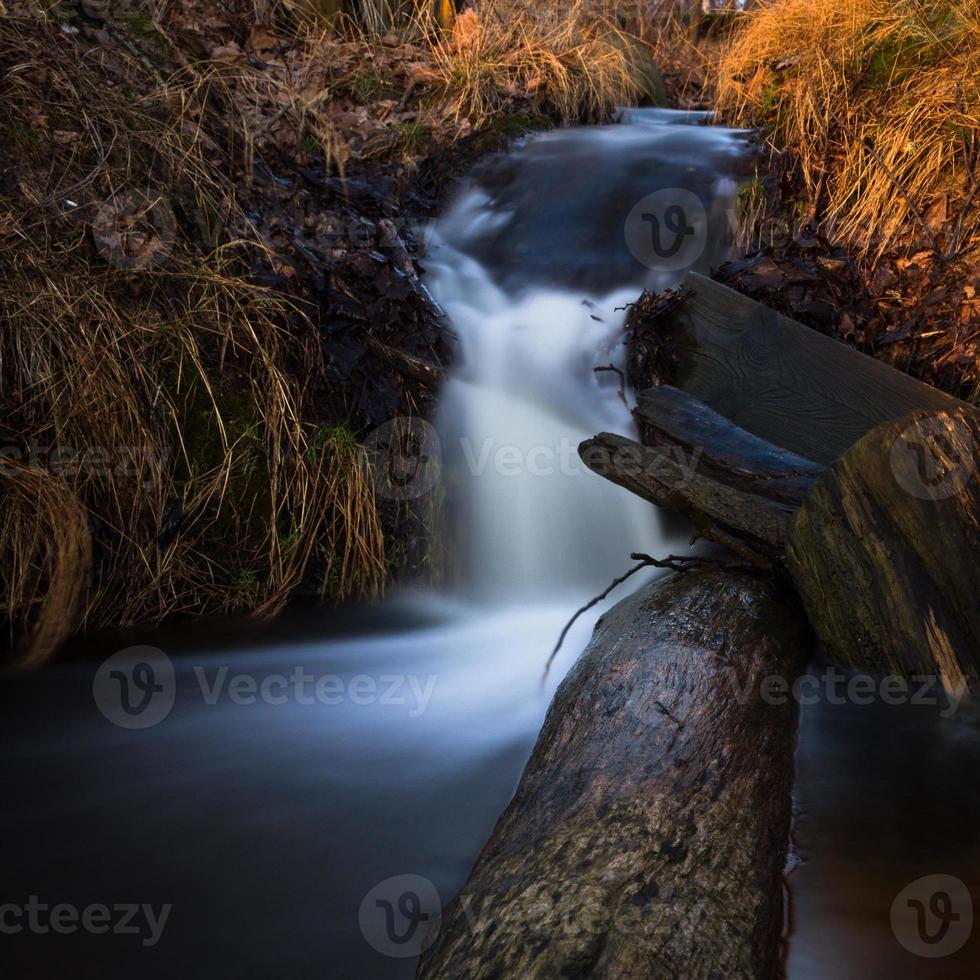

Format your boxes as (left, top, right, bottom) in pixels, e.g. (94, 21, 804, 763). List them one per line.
(423, 109, 748, 601)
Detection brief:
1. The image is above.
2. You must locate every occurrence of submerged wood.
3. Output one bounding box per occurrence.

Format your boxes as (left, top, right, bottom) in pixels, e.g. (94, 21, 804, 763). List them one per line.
(787, 407, 980, 694)
(418, 572, 808, 980)
(579, 385, 823, 557)
(657, 272, 962, 465)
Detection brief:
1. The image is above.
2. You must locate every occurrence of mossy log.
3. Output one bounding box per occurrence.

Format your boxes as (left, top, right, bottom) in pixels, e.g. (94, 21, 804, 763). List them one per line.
(787, 407, 980, 694)
(418, 572, 809, 979)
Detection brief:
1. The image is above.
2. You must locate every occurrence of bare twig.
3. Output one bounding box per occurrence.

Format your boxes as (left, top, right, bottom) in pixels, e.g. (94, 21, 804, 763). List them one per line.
(544, 551, 737, 679)
(544, 560, 651, 679)
(593, 363, 629, 409)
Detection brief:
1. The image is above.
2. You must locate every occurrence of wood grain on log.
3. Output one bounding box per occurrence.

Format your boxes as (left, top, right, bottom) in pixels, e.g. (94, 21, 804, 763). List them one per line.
(787, 407, 980, 694)
(635, 385, 824, 506)
(418, 572, 809, 980)
(659, 273, 962, 464)
(580, 430, 795, 556)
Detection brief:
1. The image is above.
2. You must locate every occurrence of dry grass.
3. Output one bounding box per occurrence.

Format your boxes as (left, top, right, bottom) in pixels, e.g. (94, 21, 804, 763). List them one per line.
(628, 0, 716, 105)
(0, 461, 92, 668)
(0, 0, 662, 664)
(714, 0, 980, 260)
(417, 0, 641, 129)
(0, 14, 385, 665)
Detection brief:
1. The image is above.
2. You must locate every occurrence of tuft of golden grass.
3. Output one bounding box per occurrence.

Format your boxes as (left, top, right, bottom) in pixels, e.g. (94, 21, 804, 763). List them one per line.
(418, 0, 641, 129)
(0, 461, 92, 668)
(714, 0, 980, 260)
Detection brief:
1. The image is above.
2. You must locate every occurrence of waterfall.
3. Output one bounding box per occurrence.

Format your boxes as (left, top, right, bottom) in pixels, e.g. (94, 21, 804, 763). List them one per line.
(424, 109, 749, 601)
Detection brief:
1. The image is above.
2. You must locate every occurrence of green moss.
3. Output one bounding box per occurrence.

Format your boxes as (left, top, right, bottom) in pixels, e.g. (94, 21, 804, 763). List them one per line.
(110, 1, 172, 60)
(349, 67, 400, 104)
(487, 110, 550, 139)
(0, 119, 41, 150)
(115, 7, 155, 32)
(308, 423, 358, 460)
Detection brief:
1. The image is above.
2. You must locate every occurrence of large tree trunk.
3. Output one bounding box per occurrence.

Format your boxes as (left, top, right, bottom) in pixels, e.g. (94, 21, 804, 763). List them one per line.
(633, 272, 961, 465)
(418, 572, 809, 980)
(787, 407, 980, 694)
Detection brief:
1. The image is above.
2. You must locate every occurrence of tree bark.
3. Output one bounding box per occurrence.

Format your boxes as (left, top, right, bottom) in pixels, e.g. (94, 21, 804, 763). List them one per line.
(418, 571, 809, 980)
(635, 272, 961, 465)
(787, 407, 980, 694)
(579, 387, 822, 559)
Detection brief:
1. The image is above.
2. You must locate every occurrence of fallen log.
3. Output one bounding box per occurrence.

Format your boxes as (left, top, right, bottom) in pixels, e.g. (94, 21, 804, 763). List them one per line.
(635, 385, 825, 507)
(645, 272, 963, 464)
(787, 407, 980, 694)
(418, 571, 809, 980)
(579, 386, 823, 558)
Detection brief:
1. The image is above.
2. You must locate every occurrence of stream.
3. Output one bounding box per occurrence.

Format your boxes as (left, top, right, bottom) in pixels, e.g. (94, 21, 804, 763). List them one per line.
(1, 109, 978, 978)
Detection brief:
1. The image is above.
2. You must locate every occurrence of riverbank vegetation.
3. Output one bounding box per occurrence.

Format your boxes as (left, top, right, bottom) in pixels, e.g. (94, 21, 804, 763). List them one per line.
(0, 0, 655, 664)
(5, 0, 978, 665)
(710, 0, 980, 400)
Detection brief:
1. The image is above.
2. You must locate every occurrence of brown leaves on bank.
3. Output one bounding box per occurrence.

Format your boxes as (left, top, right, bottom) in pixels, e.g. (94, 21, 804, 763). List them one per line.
(716, 236, 980, 401)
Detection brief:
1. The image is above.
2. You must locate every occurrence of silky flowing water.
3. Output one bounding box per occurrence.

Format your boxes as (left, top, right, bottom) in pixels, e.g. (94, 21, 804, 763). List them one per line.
(1, 110, 977, 978)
